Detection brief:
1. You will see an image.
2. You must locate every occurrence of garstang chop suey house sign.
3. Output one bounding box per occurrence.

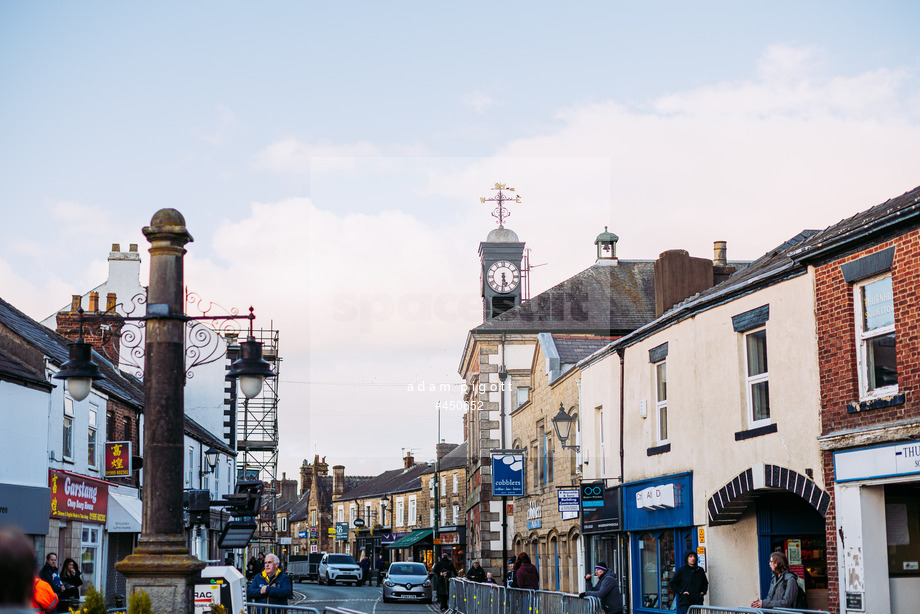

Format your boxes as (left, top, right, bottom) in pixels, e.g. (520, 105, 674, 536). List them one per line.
(49, 469, 109, 523)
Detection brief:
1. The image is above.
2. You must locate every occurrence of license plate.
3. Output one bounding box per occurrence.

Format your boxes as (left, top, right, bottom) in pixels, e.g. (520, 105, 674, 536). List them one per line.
(401, 595, 416, 599)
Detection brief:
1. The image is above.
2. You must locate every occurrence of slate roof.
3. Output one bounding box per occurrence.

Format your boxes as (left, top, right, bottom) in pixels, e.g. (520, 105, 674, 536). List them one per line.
(185, 414, 235, 455)
(0, 295, 144, 408)
(0, 351, 51, 389)
(553, 335, 616, 364)
(473, 261, 656, 335)
(580, 183, 920, 366)
(334, 463, 431, 502)
(422, 441, 467, 474)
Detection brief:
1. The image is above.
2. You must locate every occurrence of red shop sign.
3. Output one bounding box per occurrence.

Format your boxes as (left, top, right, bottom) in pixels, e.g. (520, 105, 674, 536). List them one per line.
(49, 470, 109, 523)
(105, 441, 132, 477)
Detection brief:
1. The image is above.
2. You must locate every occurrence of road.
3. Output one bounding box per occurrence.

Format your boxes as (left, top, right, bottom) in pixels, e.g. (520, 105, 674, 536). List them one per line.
(293, 581, 439, 614)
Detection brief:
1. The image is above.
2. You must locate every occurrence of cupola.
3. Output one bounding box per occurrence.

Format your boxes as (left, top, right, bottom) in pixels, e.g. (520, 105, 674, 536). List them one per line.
(595, 226, 619, 264)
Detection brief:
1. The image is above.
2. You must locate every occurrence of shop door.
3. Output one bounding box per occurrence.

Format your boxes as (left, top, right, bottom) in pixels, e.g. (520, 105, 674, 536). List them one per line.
(633, 528, 692, 612)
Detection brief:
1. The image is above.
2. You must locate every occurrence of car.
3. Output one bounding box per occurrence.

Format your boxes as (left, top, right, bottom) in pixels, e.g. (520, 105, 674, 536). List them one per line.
(318, 553, 363, 586)
(382, 562, 433, 603)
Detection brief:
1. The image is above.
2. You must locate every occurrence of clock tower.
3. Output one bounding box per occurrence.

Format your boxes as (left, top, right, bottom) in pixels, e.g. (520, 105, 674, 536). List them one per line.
(478, 184, 525, 321)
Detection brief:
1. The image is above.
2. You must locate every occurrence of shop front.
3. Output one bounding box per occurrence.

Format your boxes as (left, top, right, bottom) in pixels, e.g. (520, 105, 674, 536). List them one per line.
(580, 481, 625, 598)
(623, 473, 695, 614)
(105, 488, 142, 602)
(0, 481, 51, 551)
(49, 469, 109, 593)
(387, 528, 433, 564)
(833, 441, 920, 614)
(433, 525, 465, 571)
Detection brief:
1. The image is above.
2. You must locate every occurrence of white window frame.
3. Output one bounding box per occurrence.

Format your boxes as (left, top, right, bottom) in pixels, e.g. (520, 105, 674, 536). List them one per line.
(745, 328, 771, 428)
(452, 472, 458, 494)
(596, 406, 605, 476)
(63, 397, 75, 461)
(87, 404, 98, 468)
(337, 506, 345, 523)
(310, 509, 317, 526)
(187, 446, 194, 486)
(854, 274, 898, 400)
(452, 504, 459, 525)
(408, 495, 417, 526)
(429, 477, 435, 498)
(440, 506, 447, 527)
(349, 503, 356, 526)
(655, 361, 668, 445)
(430, 508, 435, 527)
(396, 498, 405, 527)
(516, 386, 530, 407)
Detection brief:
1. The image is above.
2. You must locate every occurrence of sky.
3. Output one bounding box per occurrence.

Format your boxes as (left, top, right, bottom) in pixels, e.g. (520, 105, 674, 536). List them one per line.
(2, 1, 920, 479)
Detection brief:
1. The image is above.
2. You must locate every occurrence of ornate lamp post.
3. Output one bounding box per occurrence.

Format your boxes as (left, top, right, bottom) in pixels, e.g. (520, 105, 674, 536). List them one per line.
(54, 209, 275, 613)
(552, 402, 580, 451)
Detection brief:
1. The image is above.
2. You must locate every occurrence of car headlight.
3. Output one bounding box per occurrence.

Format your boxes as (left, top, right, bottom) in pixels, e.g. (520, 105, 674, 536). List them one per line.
(384, 579, 395, 587)
(423, 579, 432, 588)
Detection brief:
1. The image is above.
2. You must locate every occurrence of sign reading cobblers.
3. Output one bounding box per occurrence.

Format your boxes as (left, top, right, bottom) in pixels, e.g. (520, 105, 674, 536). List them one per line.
(491, 450, 525, 497)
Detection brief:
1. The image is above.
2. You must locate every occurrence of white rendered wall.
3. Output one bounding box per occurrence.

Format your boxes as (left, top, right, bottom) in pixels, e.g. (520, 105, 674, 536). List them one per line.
(0, 381, 50, 487)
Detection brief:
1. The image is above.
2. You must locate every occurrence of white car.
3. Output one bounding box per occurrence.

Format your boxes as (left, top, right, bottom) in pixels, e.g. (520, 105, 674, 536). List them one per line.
(317, 553, 363, 586)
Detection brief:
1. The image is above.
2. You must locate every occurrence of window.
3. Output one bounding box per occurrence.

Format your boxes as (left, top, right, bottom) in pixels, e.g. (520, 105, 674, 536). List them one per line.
(452, 505, 459, 525)
(855, 274, 897, 398)
(214, 461, 220, 497)
(280, 516, 287, 532)
(638, 529, 690, 611)
(337, 506, 344, 523)
(123, 417, 131, 442)
(516, 387, 530, 407)
(440, 506, 447, 526)
(745, 329, 770, 426)
(63, 398, 75, 460)
(187, 447, 193, 486)
(430, 508, 435, 527)
(81, 526, 99, 590)
(655, 362, 668, 444)
(408, 496, 417, 526)
(107, 410, 115, 441)
(396, 498, 405, 527)
(452, 473, 458, 494)
(441, 475, 446, 494)
(544, 431, 554, 483)
(349, 504, 356, 526)
(310, 510, 317, 526)
(596, 406, 605, 476)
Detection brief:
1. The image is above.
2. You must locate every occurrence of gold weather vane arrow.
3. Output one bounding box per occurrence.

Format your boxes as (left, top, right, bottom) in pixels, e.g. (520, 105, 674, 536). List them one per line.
(481, 183, 521, 228)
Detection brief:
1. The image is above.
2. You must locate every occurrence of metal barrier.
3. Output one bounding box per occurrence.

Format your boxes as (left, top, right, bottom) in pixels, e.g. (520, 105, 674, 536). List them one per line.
(447, 578, 603, 614)
(688, 607, 830, 614)
(245, 603, 322, 614)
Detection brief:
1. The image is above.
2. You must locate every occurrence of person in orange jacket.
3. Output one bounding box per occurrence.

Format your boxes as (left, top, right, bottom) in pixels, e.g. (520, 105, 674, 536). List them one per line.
(32, 577, 60, 613)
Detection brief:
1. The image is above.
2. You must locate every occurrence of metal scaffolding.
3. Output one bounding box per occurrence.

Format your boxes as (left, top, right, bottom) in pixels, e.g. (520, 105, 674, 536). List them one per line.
(236, 325, 280, 485)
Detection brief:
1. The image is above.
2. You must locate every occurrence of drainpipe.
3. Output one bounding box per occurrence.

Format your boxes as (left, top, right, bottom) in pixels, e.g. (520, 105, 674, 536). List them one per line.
(498, 335, 508, 584)
(615, 346, 629, 611)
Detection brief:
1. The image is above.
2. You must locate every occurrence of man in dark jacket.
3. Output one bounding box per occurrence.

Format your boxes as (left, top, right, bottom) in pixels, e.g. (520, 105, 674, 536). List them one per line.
(432, 553, 457, 611)
(669, 552, 708, 614)
(465, 561, 486, 582)
(37, 554, 65, 603)
(246, 554, 293, 606)
(580, 562, 623, 614)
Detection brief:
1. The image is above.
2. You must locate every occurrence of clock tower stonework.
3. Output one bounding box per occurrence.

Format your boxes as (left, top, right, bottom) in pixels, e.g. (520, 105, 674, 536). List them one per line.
(480, 226, 525, 321)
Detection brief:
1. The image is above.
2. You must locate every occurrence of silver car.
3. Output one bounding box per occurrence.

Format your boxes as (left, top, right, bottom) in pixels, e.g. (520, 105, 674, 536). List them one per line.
(318, 553, 363, 586)
(382, 562, 433, 603)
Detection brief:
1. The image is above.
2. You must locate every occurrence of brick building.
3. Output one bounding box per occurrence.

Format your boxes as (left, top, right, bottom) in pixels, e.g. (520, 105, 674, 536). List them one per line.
(800, 184, 920, 614)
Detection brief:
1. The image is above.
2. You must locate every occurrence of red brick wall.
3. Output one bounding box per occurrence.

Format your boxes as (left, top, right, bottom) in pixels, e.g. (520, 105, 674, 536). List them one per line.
(814, 229, 920, 612)
(105, 398, 141, 487)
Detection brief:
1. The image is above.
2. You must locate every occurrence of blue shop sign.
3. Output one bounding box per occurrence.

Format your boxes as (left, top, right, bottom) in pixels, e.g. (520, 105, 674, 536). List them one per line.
(491, 450, 525, 497)
(298, 530, 307, 538)
(623, 472, 693, 531)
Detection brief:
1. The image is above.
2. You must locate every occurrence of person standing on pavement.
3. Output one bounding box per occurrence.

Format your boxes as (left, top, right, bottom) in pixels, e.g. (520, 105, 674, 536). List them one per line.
(580, 562, 623, 614)
(465, 561, 486, 582)
(359, 555, 370, 586)
(374, 555, 386, 586)
(38, 554, 65, 606)
(669, 552, 708, 614)
(58, 558, 82, 613)
(513, 552, 539, 590)
(751, 552, 797, 609)
(505, 558, 517, 588)
(246, 553, 292, 607)
(432, 552, 457, 611)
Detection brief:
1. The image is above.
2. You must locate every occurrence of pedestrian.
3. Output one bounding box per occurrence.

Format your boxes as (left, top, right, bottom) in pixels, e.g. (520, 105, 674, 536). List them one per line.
(513, 552, 539, 590)
(374, 555, 386, 586)
(59, 558, 82, 613)
(432, 552, 457, 612)
(485, 572, 496, 584)
(465, 561, 486, 582)
(669, 551, 708, 614)
(246, 556, 258, 582)
(0, 526, 39, 613)
(38, 553, 65, 606)
(505, 558, 517, 588)
(246, 553, 293, 608)
(359, 555, 370, 586)
(580, 562, 623, 614)
(751, 551, 798, 609)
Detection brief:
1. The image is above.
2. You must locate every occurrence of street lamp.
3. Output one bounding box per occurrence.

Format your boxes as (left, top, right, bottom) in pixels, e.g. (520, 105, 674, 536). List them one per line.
(552, 402, 579, 451)
(201, 446, 220, 477)
(53, 209, 275, 613)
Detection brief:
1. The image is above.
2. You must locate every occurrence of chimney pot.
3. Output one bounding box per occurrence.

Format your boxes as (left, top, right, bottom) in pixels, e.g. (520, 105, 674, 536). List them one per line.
(714, 241, 727, 267)
(70, 295, 82, 312)
(88, 292, 99, 312)
(106, 292, 117, 312)
(129, 243, 138, 252)
(112, 243, 120, 252)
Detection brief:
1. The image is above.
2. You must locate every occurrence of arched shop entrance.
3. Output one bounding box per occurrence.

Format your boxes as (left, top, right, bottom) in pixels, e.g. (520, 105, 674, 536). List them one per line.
(708, 465, 830, 611)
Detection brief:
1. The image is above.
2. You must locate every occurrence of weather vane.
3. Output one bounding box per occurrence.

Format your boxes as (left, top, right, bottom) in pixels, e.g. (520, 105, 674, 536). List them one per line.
(480, 183, 521, 228)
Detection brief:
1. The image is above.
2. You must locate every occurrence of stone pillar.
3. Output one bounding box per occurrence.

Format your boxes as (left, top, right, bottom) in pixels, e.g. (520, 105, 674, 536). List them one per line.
(115, 209, 204, 613)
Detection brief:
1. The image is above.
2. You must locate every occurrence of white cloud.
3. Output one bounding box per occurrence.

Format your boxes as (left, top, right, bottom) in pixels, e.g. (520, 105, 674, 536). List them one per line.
(463, 90, 495, 113)
(252, 138, 383, 176)
(196, 105, 240, 145)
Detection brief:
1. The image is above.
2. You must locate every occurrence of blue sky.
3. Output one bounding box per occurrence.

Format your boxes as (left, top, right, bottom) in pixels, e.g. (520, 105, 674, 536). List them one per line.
(2, 1, 920, 477)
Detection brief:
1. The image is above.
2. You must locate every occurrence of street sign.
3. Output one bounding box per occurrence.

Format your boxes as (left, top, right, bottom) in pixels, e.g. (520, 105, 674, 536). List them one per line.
(353, 518, 365, 527)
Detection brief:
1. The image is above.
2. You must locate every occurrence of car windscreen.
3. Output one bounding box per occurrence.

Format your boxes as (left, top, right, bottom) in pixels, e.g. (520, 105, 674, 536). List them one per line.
(388, 564, 426, 576)
(328, 555, 356, 565)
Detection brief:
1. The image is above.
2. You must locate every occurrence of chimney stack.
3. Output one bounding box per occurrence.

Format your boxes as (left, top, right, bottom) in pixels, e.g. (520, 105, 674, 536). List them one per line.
(88, 292, 99, 312)
(404, 453, 415, 469)
(713, 241, 727, 267)
(333, 465, 345, 496)
(300, 459, 314, 495)
(106, 293, 117, 312)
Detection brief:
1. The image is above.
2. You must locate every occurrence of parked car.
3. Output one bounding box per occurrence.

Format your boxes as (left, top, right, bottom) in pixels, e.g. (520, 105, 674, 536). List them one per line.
(382, 562, 433, 603)
(318, 553, 363, 586)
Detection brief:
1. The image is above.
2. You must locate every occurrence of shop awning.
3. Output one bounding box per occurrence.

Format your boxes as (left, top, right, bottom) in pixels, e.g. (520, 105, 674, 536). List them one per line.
(106, 493, 142, 533)
(386, 529, 432, 549)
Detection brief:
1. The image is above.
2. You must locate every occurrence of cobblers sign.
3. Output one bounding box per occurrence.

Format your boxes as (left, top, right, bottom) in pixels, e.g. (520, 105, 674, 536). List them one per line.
(49, 470, 108, 523)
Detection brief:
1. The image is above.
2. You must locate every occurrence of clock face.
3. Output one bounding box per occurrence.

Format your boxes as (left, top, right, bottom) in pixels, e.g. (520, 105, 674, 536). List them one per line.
(487, 260, 520, 294)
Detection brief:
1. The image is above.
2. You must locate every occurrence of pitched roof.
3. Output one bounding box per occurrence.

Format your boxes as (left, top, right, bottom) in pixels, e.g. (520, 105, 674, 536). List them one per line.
(473, 261, 656, 334)
(553, 335, 616, 364)
(0, 295, 144, 408)
(422, 441, 467, 474)
(334, 463, 431, 502)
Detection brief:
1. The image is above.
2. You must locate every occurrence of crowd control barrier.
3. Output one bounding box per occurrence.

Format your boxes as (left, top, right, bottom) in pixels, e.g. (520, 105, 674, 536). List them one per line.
(447, 578, 604, 614)
(688, 606, 830, 614)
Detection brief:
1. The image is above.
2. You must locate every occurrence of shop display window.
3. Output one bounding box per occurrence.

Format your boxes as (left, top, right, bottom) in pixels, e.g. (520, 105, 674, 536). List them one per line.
(886, 483, 920, 577)
(638, 530, 679, 610)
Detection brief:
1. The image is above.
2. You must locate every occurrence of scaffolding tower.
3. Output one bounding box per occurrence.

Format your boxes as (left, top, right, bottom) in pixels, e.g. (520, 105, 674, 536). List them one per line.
(236, 325, 281, 484)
